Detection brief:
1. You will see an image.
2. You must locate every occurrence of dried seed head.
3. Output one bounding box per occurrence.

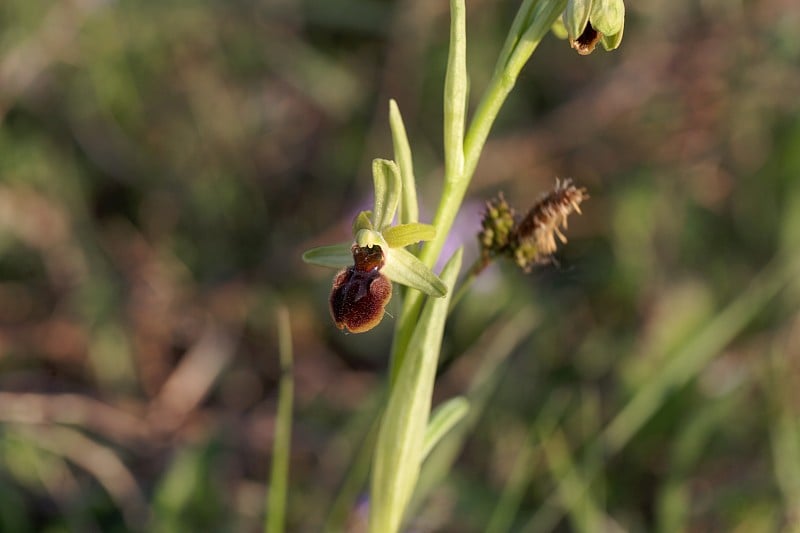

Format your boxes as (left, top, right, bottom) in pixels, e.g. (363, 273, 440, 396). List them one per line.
(512, 179, 589, 271)
(478, 193, 517, 259)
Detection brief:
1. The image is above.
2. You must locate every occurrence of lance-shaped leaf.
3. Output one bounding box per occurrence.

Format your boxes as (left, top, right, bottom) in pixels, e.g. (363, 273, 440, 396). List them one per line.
(563, 0, 592, 40)
(302, 243, 353, 268)
(369, 249, 462, 533)
(382, 247, 447, 298)
(383, 223, 436, 249)
(372, 159, 402, 230)
(422, 396, 469, 460)
(389, 100, 419, 225)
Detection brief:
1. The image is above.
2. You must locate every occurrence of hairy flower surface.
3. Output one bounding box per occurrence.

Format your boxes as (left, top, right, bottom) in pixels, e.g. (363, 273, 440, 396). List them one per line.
(478, 179, 589, 272)
(303, 159, 445, 333)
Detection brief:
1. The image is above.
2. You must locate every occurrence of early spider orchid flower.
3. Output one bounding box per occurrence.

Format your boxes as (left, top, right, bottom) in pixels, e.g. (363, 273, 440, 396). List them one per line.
(302, 159, 446, 333)
(552, 0, 625, 55)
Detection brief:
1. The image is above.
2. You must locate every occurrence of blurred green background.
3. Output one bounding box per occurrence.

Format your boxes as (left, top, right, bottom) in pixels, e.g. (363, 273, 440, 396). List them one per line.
(1, 0, 800, 531)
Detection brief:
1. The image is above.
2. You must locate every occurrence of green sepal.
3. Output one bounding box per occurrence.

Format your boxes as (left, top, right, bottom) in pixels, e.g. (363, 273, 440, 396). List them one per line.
(382, 247, 447, 297)
(590, 0, 624, 37)
(372, 159, 402, 230)
(563, 0, 592, 40)
(301, 243, 353, 268)
(550, 17, 569, 40)
(601, 15, 624, 50)
(353, 211, 374, 234)
(383, 223, 436, 249)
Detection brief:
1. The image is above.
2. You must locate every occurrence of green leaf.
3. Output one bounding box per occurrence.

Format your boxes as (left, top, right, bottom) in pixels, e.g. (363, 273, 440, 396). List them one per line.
(382, 247, 447, 298)
(301, 243, 352, 268)
(369, 248, 462, 533)
(372, 159, 402, 230)
(382, 223, 436, 249)
(590, 0, 624, 37)
(563, 0, 592, 40)
(422, 397, 469, 460)
(389, 100, 419, 224)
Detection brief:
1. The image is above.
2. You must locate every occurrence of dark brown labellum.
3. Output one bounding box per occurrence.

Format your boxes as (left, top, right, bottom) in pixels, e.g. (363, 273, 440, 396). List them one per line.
(570, 22, 602, 55)
(329, 245, 392, 333)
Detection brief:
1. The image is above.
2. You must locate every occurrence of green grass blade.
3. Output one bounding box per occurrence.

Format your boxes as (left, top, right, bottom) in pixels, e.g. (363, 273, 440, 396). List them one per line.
(486, 393, 569, 533)
(265, 307, 293, 533)
(603, 254, 799, 454)
(369, 248, 462, 533)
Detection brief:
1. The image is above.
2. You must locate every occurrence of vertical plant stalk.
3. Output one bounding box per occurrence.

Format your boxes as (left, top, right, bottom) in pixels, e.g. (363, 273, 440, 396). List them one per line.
(266, 307, 293, 533)
(389, 0, 467, 382)
(391, 0, 568, 376)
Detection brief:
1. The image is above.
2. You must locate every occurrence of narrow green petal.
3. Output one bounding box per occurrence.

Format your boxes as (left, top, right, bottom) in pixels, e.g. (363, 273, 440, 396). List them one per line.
(564, 0, 592, 41)
(383, 247, 447, 297)
(372, 159, 402, 230)
(383, 223, 436, 249)
(301, 243, 353, 268)
(353, 211, 374, 234)
(389, 100, 419, 224)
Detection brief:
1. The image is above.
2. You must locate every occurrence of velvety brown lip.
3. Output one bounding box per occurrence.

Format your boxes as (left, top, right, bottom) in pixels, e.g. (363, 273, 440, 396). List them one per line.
(329, 245, 392, 333)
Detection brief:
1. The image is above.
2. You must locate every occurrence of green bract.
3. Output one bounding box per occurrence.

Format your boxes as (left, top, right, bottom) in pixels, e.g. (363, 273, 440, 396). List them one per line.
(302, 158, 447, 298)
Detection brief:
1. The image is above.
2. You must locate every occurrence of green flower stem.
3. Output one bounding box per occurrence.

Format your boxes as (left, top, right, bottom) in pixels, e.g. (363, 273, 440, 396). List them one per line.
(390, 0, 566, 381)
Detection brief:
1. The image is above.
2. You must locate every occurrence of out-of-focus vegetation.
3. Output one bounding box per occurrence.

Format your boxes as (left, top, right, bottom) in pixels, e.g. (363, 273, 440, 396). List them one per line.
(1, 0, 799, 531)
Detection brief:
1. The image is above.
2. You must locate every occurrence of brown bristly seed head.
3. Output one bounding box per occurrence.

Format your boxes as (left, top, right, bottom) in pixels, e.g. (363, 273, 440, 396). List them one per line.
(512, 178, 589, 270)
